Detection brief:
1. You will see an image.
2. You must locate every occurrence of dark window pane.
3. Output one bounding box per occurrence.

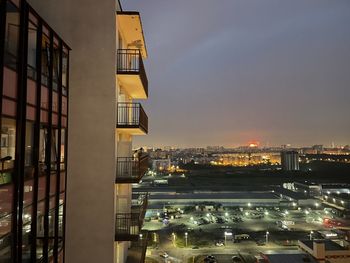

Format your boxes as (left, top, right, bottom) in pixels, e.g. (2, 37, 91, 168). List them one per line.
(27, 21, 38, 80)
(41, 34, 50, 87)
(25, 121, 34, 167)
(4, 1, 19, 70)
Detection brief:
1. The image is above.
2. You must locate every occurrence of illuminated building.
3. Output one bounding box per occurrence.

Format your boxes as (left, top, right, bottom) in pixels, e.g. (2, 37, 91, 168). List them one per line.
(281, 151, 300, 171)
(0, 1, 69, 261)
(1, 0, 150, 262)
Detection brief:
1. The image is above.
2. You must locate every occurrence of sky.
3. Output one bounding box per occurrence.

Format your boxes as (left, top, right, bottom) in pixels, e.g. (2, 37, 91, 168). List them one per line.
(122, 0, 350, 148)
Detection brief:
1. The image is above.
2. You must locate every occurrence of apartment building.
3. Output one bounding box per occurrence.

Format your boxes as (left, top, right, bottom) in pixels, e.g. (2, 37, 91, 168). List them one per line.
(0, 0, 149, 262)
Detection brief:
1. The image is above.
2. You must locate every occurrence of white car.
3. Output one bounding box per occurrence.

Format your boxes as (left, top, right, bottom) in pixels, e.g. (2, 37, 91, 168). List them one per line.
(159, 252, 169, 258)
(215, 241, 224, 247)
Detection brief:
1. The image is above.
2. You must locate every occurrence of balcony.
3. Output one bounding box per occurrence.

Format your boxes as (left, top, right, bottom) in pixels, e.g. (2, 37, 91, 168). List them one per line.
(117, 49, 148, 99)
(117, 102, 148, 135)
(115, 194, 148, 241)
(116, 154, 149, 184)
(126, 231, 148, 263)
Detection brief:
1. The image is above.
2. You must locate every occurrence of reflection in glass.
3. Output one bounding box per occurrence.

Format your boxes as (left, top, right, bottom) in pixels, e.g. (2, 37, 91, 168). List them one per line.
(27, 21, 38, 80)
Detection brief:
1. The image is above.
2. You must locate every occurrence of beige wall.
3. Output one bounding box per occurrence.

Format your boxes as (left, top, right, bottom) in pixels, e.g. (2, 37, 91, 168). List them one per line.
(27, 0, 117, 262)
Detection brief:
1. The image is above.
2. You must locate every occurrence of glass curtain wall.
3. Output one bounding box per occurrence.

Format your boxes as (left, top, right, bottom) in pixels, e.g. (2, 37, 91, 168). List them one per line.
(0, 1, 69, 262)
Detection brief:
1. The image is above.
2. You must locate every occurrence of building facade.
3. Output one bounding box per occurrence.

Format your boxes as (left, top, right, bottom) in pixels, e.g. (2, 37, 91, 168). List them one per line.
(281, 150, 300, 171)
(0, 0, 69, 262)
(1, 0, 149, 262)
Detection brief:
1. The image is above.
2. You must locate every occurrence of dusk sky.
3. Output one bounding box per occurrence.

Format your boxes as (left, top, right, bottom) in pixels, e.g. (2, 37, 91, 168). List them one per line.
(123, 0, 350, 148)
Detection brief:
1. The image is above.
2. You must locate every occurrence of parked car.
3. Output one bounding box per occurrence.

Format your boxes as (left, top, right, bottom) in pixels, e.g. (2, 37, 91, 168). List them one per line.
(215, 240, 224, 247)
(204, 255, 217, 263)
(159, 252, 169, 258)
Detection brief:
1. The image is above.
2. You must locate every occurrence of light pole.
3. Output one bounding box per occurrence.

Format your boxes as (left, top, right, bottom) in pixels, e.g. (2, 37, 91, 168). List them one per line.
(310, 231, 314, 240)
(266, 231, 269, 244)
(185, 232, 188, 247)
(172, 232, 176, 247)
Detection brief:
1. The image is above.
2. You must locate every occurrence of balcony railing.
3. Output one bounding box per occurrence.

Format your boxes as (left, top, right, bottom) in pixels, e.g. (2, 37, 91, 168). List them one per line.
(126, 231, 149, 263)
(115, 194, 148, 241)
(117, 102, 148, 134)
(117, 49, 148, 98)
(116, 154, 149, 184)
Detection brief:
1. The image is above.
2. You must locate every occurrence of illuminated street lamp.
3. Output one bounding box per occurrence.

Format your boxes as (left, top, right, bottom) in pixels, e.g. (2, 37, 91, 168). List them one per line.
(264, 211, 269, 216)
(310, 231, 314, 240)
(315, 203, 319, 209)
(172, 232, 176, 247)
(225, 212, 229, 217)
(247, 202, 251, 208)
(266, 231, 269, 244)
(185, 232, 188, 247)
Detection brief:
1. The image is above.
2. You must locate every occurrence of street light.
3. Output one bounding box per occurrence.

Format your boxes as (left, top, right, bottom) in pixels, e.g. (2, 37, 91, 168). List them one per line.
(310, 231, 314, 240)
(185, 232, 188, 247)
(266, 231, 269, 244)
(225, 212, 229, 217)
(247, 202, 251, 207)
(172, 232, 176, 247)
(264, 211, 269, 216)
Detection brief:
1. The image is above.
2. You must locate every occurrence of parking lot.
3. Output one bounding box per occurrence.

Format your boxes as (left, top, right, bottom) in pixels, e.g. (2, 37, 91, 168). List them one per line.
(144, 205, 341, 262)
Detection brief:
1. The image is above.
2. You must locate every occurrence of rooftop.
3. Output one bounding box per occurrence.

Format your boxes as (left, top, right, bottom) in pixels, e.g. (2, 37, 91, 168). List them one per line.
(300, 240, 348, 251)
(261, 251, 317, 263)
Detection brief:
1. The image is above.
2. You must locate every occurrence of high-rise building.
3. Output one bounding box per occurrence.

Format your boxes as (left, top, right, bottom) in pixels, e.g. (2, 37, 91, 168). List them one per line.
(0, 0, 150, 262)
(281, 151, 300, 171)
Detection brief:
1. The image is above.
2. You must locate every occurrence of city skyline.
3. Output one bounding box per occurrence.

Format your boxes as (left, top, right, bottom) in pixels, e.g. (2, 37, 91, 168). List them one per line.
(123, 0, 350, 148)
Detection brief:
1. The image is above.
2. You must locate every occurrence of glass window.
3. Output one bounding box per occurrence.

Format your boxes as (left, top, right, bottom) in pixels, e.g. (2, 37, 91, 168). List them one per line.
(62, 50, 68, 95)
(50, 129, 58, 171)
(25, 121, 34, 167)
(39, 127, 48, 176)
(0, 213, 12, 262)
(60, 129, 65, 170)
(4, 1, 20, 70)
(52, 42, 60, 91)
(1, 118, 16, 172)
(22, 206, 33, 261)
(36, 200, 45, 261)
(27, 21, 38, 80)
(41, 34, 50, 87)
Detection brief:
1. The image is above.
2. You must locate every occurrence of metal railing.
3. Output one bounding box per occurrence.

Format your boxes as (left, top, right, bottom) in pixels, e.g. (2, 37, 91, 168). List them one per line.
(117, 49, 148, 97)
(115, 193, 148, 241)
(117, 102, 148, 134)
(116, 154, 149, 183)
(126, 231, 149, 263)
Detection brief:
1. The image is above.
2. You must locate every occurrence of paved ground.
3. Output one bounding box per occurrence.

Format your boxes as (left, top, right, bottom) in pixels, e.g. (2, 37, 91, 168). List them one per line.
(143, 207, 339, 263)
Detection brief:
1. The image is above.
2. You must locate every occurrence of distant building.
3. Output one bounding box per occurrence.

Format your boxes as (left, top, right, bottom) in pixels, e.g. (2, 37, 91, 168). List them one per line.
(298, 240, 350, 263)
(152, 158, 171, 171)
(281, 151, 300, 171)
